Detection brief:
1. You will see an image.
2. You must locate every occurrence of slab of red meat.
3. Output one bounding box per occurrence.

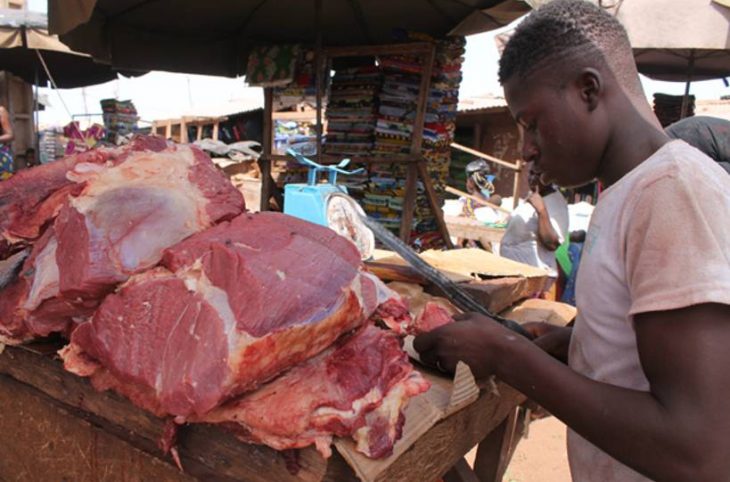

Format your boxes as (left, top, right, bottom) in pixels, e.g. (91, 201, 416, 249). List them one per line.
(0, 136, 168, 250)
(0, 137, 244, 344)
(62, 212, 391, 418)
(197, 325, 430, 459)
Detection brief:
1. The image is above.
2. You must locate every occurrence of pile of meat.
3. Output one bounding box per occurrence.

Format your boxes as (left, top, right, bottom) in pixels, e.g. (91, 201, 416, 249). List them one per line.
(0, 136, 429, 460)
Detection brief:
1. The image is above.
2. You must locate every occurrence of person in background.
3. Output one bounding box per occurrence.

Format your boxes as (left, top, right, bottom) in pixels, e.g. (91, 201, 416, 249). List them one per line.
(462, 159, 502, 213)
(665, 115, 730, 174)
(560, 230, 586, 306)
(460, 159, 504, 250)
(499, 169, 569, 281)
(415, 1, 730, 480)
(0, 105, 14, 180)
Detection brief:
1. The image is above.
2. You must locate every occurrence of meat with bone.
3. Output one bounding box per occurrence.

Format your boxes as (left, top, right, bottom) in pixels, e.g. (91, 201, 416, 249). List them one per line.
(62, 212, 396, 418)
(197, 324, 430, 459)
(0, 138, 244, 344)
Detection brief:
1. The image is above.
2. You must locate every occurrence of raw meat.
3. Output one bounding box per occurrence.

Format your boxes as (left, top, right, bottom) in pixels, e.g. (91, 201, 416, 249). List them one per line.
(197, 325, 430, 459)
(0, 137, 244, 344)
(62, 212, 390, 418)
(0, 136, 167, 248)
(384, 282, 458, 335)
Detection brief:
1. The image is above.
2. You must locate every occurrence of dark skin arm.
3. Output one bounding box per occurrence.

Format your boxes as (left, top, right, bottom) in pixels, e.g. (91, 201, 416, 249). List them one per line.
(526, 190, 561, 251)
(415, 303, 730, 481)
(0, 106, 13, 144)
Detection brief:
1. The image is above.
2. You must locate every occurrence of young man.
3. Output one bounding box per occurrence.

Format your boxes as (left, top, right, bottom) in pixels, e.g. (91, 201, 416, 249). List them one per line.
(415, 1, 730, 480)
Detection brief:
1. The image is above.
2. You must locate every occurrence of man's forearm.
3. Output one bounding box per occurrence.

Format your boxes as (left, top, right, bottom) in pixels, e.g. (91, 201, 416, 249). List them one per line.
(535, 208, 560, 250)
(495, 339, 707, 481)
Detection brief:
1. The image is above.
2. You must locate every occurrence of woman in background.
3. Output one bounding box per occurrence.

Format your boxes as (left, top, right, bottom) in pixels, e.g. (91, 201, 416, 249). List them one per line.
(0, 105, 15, 180)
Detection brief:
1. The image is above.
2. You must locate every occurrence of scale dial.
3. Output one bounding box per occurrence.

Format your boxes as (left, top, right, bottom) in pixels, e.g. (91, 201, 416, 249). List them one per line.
(326, 193, 375, 260)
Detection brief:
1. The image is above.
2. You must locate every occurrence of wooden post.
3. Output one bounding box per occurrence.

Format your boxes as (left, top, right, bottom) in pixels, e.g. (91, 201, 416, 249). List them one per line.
(418, 161, 455, 248)
(259, 88, 274, 211)
(212, 122, 219, 141)
(399, 44, 436, 244)
(473, 408, 521, 482)
(165, 121, 171, 140)
(400, 163, 419, 241)
(180, 118, 188, 144)
(512, 160, 523, 210)
(314, 0, 324, 165)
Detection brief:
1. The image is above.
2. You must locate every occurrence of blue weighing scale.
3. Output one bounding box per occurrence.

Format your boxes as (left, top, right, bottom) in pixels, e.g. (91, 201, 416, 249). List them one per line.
(284, 149, 374, 259)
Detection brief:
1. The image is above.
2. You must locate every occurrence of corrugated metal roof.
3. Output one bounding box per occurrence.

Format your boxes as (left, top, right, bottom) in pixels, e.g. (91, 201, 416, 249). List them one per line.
(457, 95, 509, 113)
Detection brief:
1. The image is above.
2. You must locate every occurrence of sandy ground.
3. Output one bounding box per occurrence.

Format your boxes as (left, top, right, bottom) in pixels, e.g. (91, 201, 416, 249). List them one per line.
(465, 416, 571, 482)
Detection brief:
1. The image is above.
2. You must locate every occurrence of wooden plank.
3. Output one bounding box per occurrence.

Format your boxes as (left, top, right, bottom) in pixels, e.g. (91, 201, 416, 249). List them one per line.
(445, 186, 511, 214)
(502, 298, 577, 326)
(325, 42, 432, 58)
(450, 142, 520, 171)
(444, 216, 506, 244)
(0, 374, 195, 482)
(443, 458, 480, 482)
(364, 260, 425, 284)
(0, 345, 328, 482)
(368, 384, 524, 482)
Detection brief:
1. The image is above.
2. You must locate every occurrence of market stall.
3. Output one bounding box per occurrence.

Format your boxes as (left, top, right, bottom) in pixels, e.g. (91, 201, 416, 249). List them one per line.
(0, 246, 573, 481)
(258, 41, 457, 249)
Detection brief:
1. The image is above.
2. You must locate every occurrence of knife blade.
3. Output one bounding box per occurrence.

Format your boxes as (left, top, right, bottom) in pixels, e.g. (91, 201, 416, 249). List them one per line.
(360, 214, 534, 340)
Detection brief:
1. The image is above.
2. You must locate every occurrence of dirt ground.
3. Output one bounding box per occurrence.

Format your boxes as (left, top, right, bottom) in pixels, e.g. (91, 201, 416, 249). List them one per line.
(465, 416, 571, 482)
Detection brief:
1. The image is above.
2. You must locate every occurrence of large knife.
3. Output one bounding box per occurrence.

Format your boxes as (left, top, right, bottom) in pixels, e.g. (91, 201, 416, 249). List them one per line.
(360, 215, 534, 340)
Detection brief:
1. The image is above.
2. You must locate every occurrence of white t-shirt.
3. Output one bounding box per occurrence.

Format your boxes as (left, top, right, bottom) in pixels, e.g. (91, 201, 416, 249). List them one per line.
(499, 191, 569, 277)
(568, 140, 730, 481)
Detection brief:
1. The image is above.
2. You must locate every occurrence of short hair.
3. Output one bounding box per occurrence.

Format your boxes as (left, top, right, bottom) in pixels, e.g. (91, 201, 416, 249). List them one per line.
(499, 0, 639, 95)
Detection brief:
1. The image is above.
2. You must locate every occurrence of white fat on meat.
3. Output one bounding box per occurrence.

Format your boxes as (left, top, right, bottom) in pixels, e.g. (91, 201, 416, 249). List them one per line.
(23, 237, 59, 311)
(70, 147, 210, 274)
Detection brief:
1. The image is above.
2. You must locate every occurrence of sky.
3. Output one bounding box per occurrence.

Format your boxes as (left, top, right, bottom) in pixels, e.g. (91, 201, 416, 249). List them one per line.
(28, 5, 730, 128)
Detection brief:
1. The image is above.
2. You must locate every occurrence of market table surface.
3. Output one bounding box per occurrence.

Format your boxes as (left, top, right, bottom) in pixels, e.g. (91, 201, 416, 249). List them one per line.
(0, 340, 525, 482)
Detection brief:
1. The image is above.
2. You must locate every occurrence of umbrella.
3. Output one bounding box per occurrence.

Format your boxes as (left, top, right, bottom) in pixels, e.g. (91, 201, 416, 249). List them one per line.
(490, 0, 730, 118)
(0, 8, 143, 88)
(48, 0, 520, 77)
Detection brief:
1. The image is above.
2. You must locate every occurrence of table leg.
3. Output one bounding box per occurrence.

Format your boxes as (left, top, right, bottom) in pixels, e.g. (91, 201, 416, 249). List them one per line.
(473, 408, 520, 481)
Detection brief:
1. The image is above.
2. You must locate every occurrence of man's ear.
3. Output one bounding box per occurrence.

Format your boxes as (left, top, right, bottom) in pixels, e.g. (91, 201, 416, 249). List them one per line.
(577, 68, 602, 112)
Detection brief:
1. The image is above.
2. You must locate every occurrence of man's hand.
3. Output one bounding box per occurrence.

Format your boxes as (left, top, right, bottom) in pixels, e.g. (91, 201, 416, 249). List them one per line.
(413, 312, 530, 380)
(522, 322, 572, 364)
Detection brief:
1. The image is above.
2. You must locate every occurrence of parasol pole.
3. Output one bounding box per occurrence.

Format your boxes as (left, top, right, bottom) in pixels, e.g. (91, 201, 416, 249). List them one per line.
(680, 50, 695, 119)
(315, 0, 324, 164)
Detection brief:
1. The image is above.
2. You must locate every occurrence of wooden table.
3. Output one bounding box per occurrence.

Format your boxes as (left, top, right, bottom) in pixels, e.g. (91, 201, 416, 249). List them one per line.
(0, 341, 526, 482)
(444, 216, 506, 245)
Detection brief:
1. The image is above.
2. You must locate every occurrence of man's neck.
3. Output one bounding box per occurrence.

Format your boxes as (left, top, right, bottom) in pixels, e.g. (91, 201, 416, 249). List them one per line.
(598, 103, 670, 187)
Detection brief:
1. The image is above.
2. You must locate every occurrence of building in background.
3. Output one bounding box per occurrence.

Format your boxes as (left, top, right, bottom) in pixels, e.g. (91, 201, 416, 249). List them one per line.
(0, 0, 25, 9)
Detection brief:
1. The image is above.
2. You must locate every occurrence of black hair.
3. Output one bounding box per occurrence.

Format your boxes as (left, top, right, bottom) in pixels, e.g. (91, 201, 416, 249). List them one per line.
(499, 0, 637, 93)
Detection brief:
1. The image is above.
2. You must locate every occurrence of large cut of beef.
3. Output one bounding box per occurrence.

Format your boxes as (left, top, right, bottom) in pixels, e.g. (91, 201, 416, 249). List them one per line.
(0, 138, 244, 344)
(62, 212, 402, 418)
(197, 324, 429, 458)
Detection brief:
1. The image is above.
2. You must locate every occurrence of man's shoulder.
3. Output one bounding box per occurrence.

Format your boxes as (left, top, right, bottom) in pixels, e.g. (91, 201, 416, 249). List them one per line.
(627, 140, 727, 192)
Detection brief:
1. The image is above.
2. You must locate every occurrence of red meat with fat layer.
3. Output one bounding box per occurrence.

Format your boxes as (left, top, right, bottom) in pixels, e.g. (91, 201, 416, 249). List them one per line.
(64, 213, 387, 418)
(195, 325, 430, 458)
